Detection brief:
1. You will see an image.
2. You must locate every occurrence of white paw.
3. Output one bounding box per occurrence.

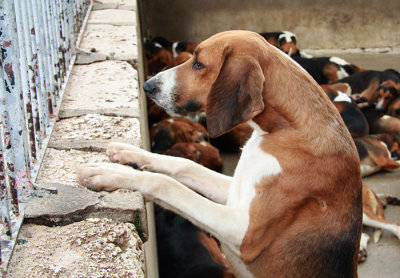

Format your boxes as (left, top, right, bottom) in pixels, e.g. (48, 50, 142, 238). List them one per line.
(358, 233, 370, 263)
(106, 142, 152, 168)
(76, 162, 135, 192)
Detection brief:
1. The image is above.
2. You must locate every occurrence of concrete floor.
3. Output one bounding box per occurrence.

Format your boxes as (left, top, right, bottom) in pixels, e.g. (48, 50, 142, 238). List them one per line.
(221, 52, 400, 278)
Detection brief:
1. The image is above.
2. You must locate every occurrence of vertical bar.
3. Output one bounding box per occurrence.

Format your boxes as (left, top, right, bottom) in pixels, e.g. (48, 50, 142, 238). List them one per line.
(42, 0, 60, 98)
(61, 1, 72, 71)
(30, 0, 54, 117)
(25, 0, 50, 130)
(53, 1, 66, 85)
(13, 0, 40, 162)
(49, 0, 64, 92)
(16, 1, 46, 146)
(34, 0, 57, 107)
(0, 124, 12, 237)
(1, 0, 29, 217)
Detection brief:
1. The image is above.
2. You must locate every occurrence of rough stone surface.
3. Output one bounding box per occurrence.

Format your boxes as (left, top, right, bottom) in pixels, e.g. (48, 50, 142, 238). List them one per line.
(88, 9, 136, 26)
(36, 148, 109, 187)
(79, 24, 138, 61)
(51, 114, 140, 142)
(118, 0, 136, 10)
(47, 139, 136, 153)
(25, 183, 99, 219)
(75, 51, 108, 64)
(60, 61, 139, 111)
(92, 2, 118, 10)
(23, 183, 147, 239)
(59, 107, 140, 119)
(7, 219, 145, 278)
(92, 0, 136, 10)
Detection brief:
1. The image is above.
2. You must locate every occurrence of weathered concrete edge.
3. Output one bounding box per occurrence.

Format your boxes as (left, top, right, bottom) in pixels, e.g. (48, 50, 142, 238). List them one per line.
(48, 139, 140, 152)
(59, 107, 141, 119)
(24, 183, 148, 241)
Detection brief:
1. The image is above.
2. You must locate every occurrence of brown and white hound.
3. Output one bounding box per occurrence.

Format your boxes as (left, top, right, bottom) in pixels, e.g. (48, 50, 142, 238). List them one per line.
(77, 31, 362, 277)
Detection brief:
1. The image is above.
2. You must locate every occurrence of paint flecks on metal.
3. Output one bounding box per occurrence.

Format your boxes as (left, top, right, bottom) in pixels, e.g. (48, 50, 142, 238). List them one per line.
(0, 0, 91, 271)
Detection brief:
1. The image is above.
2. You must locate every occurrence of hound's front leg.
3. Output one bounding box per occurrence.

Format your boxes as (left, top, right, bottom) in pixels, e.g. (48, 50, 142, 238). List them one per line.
(105, 142, 232, 204)
(76, 162, 247, 252)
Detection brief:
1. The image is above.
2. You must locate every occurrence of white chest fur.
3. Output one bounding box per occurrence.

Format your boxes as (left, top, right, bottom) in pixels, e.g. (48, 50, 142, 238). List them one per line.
(226, 125, 282, 211)
(223, 123, 282, 277)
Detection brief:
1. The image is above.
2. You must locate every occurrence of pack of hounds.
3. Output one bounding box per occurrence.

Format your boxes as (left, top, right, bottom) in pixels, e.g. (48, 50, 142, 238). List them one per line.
(142, 30, 400, 276)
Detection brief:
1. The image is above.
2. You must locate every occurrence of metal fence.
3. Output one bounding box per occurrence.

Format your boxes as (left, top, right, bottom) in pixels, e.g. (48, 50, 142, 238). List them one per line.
(0, 0, 91, 273)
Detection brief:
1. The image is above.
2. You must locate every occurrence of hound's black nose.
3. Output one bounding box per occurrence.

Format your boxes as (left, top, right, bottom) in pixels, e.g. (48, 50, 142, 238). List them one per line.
(143, 79, 158, 97)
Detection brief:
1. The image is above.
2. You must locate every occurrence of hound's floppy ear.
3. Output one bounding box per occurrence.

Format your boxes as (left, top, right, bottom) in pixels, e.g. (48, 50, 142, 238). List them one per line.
(206, 55, 265, 138)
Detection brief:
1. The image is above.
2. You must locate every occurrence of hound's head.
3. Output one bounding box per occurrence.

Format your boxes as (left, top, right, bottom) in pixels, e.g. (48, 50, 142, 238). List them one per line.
(143, 31, 266, 137)
(278, 31, 298, 57)
(374, 80, 400, 113)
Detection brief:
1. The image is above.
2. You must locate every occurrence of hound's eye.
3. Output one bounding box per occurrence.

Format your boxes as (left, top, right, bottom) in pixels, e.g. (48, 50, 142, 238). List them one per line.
(193, 60, 205, 70)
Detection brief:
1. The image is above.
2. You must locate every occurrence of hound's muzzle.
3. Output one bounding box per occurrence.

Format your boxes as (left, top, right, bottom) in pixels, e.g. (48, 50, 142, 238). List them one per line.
(143, 78, 159, 98)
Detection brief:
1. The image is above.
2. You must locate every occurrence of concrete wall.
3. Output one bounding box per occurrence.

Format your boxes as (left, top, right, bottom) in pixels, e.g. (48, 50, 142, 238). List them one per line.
(141, 0, 400, 50)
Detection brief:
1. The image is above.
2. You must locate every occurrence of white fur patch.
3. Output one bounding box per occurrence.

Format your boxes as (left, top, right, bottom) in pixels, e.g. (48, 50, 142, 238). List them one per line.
(329, 56, 350, 66)
(278, 31, 296, 43)
(154, 42, 163, 49)
(172, 41, 179, 58)
(380, 141, 391, 158)
(376, 99, 384, 110)
(360, 233, 370, 250)
(227, 124, 282, 211)
(360, 164, 380, 177)
(333, 91, 352, 103)
(337, 66, 349, 80)
(363, 213, 400, 240)
(248, 120, 267, 135)
(150, 67, 177, 110)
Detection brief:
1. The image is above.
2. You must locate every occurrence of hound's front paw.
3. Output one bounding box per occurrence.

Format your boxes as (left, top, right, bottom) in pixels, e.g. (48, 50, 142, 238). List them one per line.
(106, 142, 153, 169)
(76, 162, 134, 192)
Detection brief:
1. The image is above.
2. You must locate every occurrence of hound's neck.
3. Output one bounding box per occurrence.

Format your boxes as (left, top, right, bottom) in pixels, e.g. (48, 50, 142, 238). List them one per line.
(252, 51, 354, 155)
(257, 51, 338, 134)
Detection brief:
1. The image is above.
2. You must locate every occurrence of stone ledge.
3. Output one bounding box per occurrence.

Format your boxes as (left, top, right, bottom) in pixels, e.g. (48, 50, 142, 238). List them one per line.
(59, 107, 140, 119)
(48, 139, 138, 152)
(75, 51, 108, 64)
(88, 9, 136, 26)
(50, 114, 141, 144)
(7, 218, 145, 277)
(79, 24, 138, 61)
(92, 0, 136, 11)
(36, 148, 110, 187)
(24, 183, 147, 241)
(61, 61, 139, 111)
